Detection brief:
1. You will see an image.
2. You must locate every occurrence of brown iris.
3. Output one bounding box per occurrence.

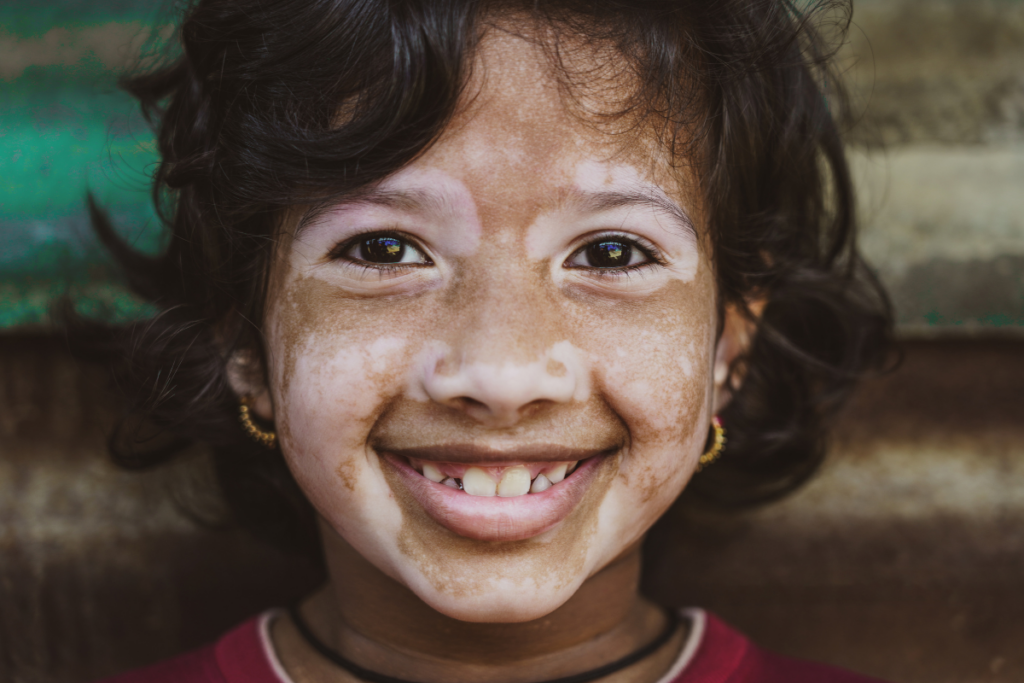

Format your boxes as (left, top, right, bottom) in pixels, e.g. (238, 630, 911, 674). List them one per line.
(361, 236, 405, 263)
(585, 240, 632, 268)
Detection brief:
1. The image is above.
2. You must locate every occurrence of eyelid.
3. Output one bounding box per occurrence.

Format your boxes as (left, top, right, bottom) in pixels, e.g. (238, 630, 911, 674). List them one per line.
(563, 231, 667, 269)
(327, 230, 433, 266)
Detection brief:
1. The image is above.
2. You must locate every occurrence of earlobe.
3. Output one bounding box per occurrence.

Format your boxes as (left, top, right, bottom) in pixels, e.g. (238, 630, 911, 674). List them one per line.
(711, 298, 766, 414)
(226, 348, 275, 421)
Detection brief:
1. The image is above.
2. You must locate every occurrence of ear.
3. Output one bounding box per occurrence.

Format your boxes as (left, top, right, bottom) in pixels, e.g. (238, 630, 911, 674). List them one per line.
(712, 297, 766, 414)
(226, 348, 275, 421)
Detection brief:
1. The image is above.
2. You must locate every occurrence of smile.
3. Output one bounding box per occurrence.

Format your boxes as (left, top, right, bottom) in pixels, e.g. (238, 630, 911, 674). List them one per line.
(380, 445, 613, 542)
(407, 458, 579, 496)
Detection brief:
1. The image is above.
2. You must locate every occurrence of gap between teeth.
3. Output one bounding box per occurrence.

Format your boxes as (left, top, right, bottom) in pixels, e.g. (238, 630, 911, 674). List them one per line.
(420, 462, 577, 497)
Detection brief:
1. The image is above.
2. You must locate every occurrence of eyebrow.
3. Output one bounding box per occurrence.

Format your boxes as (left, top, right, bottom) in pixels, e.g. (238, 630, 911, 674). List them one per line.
(294, 187, 454, 239)
(347, 188, 444, 213)
(559, 187, 697, 241)
(296, 185, 696, 240)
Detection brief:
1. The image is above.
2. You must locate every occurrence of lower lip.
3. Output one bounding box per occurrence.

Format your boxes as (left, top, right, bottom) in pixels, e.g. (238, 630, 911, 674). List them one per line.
(382, 454, 604, 542)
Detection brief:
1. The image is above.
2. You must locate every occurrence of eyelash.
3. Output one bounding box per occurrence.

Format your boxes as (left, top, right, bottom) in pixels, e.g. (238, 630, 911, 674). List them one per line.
(327, 230, 432, 277)
(327, 231, 666, 278)
(564, 232, 667, 279)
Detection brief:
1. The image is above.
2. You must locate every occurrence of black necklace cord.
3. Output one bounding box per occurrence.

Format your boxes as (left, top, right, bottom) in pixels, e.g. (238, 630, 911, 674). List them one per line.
(288, 604, 682, 683)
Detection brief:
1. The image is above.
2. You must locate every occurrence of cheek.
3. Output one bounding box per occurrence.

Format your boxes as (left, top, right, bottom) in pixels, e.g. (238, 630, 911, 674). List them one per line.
(282, 333, 409, 452)
(568, 279, 716, 508)
(597, 327, 703, 441)
(263, 276, 422, 494)
(579, 292, 715, 446)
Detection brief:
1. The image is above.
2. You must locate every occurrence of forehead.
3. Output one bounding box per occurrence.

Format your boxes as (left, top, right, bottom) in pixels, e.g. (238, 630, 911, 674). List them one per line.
(409, 22, 693, 209)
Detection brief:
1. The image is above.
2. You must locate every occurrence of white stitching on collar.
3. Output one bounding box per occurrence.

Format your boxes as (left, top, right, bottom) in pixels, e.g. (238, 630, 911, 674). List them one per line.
(259, 610, 299, 683)
(653, 608, 706, 683)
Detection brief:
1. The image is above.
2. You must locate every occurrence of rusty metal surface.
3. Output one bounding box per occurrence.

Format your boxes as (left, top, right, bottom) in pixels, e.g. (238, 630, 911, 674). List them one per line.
(0, 335, 323, 682)
(1, 335, 1023, 682)
(647, 340, 1024, 682)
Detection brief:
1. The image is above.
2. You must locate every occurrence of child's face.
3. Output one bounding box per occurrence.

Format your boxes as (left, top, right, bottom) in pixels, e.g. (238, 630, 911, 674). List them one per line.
(254, 28, 739, 622)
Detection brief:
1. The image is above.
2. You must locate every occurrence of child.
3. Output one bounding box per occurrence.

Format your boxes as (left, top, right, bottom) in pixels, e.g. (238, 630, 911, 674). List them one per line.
(85, 0, 892, 680)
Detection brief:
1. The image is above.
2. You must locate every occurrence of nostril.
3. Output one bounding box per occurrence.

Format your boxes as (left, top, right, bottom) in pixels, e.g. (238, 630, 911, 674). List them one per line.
(420, 343, 585, 426)
(448, 396, 550, 424)
(518, 398, 550, 420)
(450, 395, 552, 421)
(452, 396, 489, 413)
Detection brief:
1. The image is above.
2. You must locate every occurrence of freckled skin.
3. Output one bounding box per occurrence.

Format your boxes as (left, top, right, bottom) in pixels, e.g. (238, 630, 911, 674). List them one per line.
(241, 23, 754, 683)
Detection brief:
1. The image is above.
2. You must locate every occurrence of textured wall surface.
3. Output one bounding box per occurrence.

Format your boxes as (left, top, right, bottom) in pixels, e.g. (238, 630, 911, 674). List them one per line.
(2, 337, 1022, 683)
(648, 339, 1024, 682)
(1, 0, 1022, 330)
(2, 1, 1023, 682)
(0, 336, 325, 682)
(840, 0, 1024, 333)
(0, 1, 161, 329)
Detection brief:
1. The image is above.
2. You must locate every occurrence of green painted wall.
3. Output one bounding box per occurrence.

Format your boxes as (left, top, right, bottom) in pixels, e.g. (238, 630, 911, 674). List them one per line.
(2, 0, 1023, 332)
(1, 2, 164, 328)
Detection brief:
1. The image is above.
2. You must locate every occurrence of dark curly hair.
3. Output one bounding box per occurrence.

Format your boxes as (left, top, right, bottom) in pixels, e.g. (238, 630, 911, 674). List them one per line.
(73, 0, 892, 554)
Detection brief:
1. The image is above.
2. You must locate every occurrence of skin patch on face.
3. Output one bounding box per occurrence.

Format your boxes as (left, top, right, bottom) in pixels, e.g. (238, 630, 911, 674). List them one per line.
(574, 280, 716, 506)
(308, 167, 485, 260)
(266, 268, 425, 509)
(573, 161, 700, 279)
(407, 340, 592, 424)
(259, 21, 727, 626)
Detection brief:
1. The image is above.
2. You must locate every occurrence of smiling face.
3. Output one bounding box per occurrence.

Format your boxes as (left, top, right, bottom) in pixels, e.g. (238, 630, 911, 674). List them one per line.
(249, 26, 738, 624)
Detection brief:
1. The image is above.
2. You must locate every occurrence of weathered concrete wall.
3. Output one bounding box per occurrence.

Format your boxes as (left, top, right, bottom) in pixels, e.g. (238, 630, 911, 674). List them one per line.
(842, 0, 1024, 332)
(844, 0, 1024, 148)
(2, 338, 1022, 683)
(2, 2, 1022, 682)
(0, 336, 324, 682)
(0, 0, 1022, 331)
(647, 339, 1024, 682)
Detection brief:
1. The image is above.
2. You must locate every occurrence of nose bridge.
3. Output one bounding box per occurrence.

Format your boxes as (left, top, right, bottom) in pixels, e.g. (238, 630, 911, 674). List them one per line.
(418, 265, 588, 426)
(457, 263, 559, 365)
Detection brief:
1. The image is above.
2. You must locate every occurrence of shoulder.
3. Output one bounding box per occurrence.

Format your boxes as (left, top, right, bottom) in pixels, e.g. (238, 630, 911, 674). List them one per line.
(94, 613, 286, 683)
(673, 609, 887, 683)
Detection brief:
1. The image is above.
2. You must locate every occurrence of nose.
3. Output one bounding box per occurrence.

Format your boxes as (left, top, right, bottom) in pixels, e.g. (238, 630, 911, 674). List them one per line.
(421, 342, 587, 427)
(417, 281, 588, 428)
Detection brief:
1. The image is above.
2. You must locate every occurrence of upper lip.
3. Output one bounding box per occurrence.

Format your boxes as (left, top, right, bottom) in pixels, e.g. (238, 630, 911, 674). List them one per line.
(377, 443, 616, 464)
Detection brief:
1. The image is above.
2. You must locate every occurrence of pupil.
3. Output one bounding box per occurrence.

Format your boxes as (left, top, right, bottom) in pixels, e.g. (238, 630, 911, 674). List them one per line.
(587, 241, 631, 268)
(362, 236, 404, 263)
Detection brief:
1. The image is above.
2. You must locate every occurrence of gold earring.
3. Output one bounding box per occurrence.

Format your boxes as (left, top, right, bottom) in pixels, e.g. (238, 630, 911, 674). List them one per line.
(697, 416, 726, 472)
(239, 399, 277, 449)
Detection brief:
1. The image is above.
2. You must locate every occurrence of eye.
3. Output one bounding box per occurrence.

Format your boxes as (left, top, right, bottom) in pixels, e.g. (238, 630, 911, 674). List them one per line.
(565, 236, 657, 270)
(335, 233, 431, 266)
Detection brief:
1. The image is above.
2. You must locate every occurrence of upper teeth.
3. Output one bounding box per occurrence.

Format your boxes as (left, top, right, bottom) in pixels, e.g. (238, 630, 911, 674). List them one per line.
(427, 461, 578, 498)
(545, 463, 568, 484)
(530, 473, 552, 493)
(497, 466, 531, 497)
(462, 467, 497, 497)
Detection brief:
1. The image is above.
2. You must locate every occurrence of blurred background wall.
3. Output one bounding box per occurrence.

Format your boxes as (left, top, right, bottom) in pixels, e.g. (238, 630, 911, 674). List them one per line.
(1, 1, 1022, 681)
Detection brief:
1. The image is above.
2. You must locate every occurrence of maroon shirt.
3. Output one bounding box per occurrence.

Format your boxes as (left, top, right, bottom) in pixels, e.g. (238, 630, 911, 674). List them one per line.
(99, 609, 885, 683)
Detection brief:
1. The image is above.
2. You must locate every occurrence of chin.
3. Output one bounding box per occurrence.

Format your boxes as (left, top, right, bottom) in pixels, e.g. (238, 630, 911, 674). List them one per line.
(405, 570, 583, 623)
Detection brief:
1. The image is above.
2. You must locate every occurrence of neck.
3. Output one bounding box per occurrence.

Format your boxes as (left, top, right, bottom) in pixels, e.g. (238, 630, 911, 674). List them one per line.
(276, 522, 682, 683)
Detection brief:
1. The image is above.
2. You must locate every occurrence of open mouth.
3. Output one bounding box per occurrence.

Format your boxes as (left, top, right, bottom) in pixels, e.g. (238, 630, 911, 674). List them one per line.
(380, 447, 611, 542)
(407, 458, 579, 497)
